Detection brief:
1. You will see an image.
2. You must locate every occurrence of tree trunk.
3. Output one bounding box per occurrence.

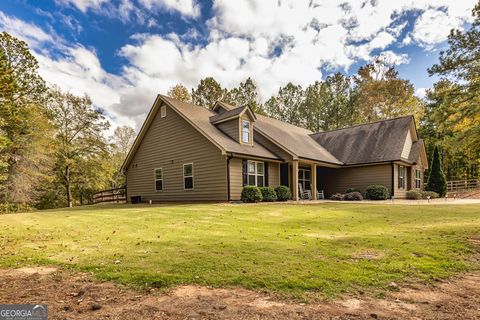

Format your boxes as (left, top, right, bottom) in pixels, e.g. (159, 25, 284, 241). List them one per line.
(65, 165, 72, 208)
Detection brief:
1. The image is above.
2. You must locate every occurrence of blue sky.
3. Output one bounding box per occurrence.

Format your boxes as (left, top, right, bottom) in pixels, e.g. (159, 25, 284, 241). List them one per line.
(0, 0, 476, 129)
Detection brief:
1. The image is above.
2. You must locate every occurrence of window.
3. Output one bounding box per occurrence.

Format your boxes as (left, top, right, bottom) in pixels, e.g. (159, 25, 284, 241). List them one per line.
(299, 168, 311, 191)
(160, 105, 166, 118)
(183, 163, 194, 190)
(398, 165, 405, 189)
(242, 120, 250, 143)
(415, 169, 421, 189)
(154, 168, 163, 191)
(247, 160, 264, 187)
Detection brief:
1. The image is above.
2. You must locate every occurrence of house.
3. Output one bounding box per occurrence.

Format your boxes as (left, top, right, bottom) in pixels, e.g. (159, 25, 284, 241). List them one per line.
(122, 95, 428, 202)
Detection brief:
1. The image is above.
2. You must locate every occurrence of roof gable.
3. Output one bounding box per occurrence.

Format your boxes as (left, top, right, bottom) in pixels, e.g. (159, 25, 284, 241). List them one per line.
(122, 96, 280, 170)
(210, 105, 256, 124)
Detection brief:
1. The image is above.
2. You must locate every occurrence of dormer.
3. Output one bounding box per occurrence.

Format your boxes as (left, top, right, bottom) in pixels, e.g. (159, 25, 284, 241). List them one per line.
(210, 104, 256, 145)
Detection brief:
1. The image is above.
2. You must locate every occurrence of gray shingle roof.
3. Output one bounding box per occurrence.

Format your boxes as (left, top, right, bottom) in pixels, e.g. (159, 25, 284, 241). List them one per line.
(310, 116, 414, 165)
(255, 115, 342, 164)
(409, 139, 424, 162)
(209, 105, 255, 124)
(161, 96, 280, 159)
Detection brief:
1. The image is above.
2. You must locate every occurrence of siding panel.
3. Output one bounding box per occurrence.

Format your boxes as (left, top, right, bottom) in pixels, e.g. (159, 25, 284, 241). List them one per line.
(318, 164, 392, 197)
(126, 103, 227, 202)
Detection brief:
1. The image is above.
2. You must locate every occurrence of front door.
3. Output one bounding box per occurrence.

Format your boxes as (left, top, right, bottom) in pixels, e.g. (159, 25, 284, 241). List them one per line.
(299, 168, 311, 191)
(280, 163, 289, 186)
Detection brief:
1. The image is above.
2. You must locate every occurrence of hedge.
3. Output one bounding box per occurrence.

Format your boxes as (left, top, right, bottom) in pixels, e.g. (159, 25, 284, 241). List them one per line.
(241, 186, 263, 203)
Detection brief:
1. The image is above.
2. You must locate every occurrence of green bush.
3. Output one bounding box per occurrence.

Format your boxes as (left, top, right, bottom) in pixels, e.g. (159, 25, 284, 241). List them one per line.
(421, 191, 439, 199)
(426, 145, 447, 197)
(241, 186, 263, 203)
(274, 185, 291, 201)
(0, 203, 34, 214)
(406, 190, 422, 200)
(346, 187, 360, 193)
(365, 185, 390, 200)
(343, 192, 363, 201)
(259, 186, 277, 202)
(330, 193, 344, 201)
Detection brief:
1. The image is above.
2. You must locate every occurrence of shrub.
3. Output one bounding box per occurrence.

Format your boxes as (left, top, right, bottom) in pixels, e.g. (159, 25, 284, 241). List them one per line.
(365, 185, 390, 200)
(406, 190, 422, 200)
(343, 192, 363, 201)
(0, 203, 34, 214)
(274, 185, 291, 202)
(259, 186, 277, 202)
(330, 193, 344, 201)
(421, 191, 439, 199)
(426, 145, 447, 197)
(346, 187, 360, 193)
(241, 186, 263, 203)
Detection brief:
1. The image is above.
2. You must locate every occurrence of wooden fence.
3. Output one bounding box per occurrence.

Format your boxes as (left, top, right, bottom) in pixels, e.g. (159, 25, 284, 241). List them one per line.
(92, 187, 126, 204)
(447, 179, 479, 192)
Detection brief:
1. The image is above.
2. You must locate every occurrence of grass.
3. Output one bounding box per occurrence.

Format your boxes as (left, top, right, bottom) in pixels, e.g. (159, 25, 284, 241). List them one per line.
(0, 203, 479, 299)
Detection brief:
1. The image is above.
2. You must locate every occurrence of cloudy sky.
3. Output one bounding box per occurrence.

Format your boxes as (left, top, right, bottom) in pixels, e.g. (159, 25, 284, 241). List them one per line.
(0, 0, 477, 130)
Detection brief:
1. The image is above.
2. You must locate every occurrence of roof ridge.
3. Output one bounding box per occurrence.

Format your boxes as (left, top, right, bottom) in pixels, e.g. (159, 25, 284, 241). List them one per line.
(310, 115, 413, 135)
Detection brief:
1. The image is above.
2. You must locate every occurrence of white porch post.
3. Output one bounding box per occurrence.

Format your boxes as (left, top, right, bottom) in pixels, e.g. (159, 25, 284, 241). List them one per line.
(312, 163, 317, 200)
(292, 160, 299, 201)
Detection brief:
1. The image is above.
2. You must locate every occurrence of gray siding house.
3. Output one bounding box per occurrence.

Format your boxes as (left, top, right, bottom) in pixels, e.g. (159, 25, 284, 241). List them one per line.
(122, 95, 428, 202)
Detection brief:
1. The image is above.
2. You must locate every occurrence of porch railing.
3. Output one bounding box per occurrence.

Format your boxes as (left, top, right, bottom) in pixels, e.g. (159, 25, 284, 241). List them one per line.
(447, 179, 479, 191)
(92, 187, 126, 204)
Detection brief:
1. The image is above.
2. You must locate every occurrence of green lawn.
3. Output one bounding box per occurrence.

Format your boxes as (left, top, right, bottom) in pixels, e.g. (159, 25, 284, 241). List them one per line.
(1, 203, 479, 299)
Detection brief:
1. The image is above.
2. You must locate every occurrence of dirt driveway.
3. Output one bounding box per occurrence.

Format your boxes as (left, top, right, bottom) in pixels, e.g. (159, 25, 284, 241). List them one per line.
(0, 267, 479, 319)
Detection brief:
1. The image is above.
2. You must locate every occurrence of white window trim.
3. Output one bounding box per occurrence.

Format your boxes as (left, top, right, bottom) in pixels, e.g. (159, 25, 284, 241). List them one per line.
(241, 119, 251, 144)
(183, 163, 194, 190)
(247, 160, 264, 187)
(415, 169, 421, 189)
(154, 168, 163, 192)
(160, 105, 167, 118)
(398, 165, 405, 189)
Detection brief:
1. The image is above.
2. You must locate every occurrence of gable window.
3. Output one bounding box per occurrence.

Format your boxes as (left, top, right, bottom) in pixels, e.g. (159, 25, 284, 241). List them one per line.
(247, 160, 264, 186)
(154, 168, 163, 191)
(183, 163, 194, 190)
(398, 165, 405, 189)
(242, 120, 250, 143)
(415, 169, 421, 189)
(160, 105, 167, 118)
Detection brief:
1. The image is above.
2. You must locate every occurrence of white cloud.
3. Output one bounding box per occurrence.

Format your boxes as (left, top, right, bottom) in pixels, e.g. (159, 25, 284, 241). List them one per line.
(55, 0, 109, 13)
(138, 0, 200, 17)
(0, 12, 53, 48)
(415, 87, 428, 99)
(410, 9, 465, 49)
(57, 0, 200, 18)
(0, 0, 477, 130)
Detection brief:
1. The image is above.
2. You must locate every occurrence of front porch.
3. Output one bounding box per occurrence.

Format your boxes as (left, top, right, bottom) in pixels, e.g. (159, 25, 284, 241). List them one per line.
(280, 160, 337, 201)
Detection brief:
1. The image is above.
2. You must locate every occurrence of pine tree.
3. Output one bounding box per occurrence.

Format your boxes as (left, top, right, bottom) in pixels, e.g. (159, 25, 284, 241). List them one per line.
(426, 145, 448, 197)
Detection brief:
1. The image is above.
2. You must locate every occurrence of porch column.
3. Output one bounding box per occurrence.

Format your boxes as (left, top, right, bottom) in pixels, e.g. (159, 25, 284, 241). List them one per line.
(292, 160, 299, 201)
(312, 163, 317, 200)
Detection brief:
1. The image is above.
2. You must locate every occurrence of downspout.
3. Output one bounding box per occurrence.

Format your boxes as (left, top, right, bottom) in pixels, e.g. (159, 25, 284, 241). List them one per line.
(226, 155, 233, 201)
(123, 168, 128, 203)
(390, 161, 395, 198)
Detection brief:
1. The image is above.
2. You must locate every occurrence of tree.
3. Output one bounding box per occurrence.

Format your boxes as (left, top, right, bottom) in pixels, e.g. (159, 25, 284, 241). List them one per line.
(191, 77, 227, 109)
(264, 83, 305, 126)
(48, 87, 110, 207)
(428, 2, 480, 168)
(426, 145, 448, 197)
(304, 73, 354, 132)
(225, 78, 264, 113)
(0, 32, 54, 205)
(109, 125, 136, 189)
(353, 57, 424, 123)
(167, 84, 191, 102)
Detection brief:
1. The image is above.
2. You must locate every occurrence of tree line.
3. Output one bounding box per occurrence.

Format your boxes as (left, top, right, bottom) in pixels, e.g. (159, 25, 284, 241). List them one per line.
(0, 32, 136, 211)
(1, 3, 479, 210)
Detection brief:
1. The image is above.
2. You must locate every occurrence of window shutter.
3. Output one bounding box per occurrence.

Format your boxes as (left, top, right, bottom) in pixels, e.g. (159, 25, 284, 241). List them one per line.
(242, 160, 247, 186)
(264, 162, 269, 186)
